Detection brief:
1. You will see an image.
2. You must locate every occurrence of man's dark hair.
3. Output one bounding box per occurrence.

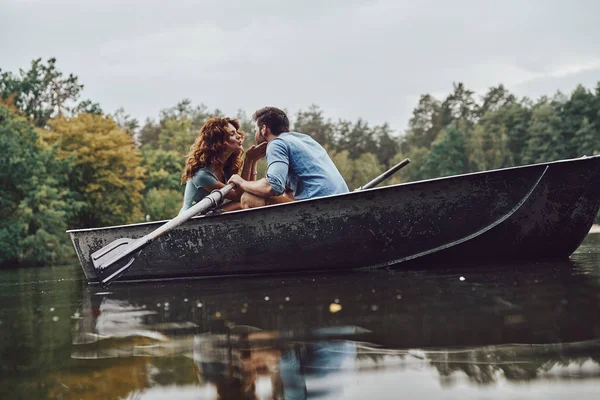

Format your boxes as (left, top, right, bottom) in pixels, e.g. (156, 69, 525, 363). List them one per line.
(252, 107, 290, 135)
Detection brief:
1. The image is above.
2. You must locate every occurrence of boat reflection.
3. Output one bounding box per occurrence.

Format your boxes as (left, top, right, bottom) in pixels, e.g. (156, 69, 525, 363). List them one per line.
(69, 259, 600, 399)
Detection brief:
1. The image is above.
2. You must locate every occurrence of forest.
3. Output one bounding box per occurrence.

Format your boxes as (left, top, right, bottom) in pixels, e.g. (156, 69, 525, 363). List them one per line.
(1, 58, 599, 265)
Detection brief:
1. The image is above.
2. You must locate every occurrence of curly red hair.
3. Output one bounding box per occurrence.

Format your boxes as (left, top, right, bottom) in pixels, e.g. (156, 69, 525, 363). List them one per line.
(181, 117, 245, 184)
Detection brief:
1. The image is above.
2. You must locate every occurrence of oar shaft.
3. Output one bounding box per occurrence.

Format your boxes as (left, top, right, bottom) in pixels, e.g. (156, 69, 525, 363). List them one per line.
(358, 158, 411, 190)
(149, 183, 235, 240)
(97, 184, 235, 279)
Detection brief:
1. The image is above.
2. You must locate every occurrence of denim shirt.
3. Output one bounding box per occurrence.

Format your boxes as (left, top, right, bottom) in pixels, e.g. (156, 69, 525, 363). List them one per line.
(265, 132, 349, 200)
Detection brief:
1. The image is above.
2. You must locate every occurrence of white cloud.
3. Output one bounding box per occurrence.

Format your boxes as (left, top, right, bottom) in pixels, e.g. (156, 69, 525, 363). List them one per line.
(1, 0, 599, 131)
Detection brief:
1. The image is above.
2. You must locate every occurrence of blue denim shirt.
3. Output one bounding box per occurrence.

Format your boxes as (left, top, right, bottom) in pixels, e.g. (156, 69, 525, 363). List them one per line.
(265, 132, 349, 200)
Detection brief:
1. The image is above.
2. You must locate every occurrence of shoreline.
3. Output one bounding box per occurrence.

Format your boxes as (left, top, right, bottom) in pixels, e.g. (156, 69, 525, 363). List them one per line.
(590, 224, 600, 234)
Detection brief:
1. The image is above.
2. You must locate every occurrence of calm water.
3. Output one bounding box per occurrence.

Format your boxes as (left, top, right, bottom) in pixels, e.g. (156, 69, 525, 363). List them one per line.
(2, 235, 600, 399)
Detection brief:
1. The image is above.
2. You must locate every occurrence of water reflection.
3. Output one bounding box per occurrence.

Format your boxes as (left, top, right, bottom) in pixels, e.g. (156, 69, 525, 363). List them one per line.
(65, 248, 600, 399)
(2, 236, 600, 398)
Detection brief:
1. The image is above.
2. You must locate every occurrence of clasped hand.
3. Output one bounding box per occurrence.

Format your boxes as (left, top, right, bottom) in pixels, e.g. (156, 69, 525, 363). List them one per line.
(245, 142, 267, 162)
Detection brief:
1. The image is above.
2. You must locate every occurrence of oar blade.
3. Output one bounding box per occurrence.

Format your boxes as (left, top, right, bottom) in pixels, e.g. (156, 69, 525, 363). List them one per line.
(98, 256, 136, 286)
(92, 238, 136, 286)
(91, 238, 133, 268)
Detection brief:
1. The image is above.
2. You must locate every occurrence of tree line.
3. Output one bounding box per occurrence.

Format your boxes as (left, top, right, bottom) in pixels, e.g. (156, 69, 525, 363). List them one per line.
(1, 58, 599, 265)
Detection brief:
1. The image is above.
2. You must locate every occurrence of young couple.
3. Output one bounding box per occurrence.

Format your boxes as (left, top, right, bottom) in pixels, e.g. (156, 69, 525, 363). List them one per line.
(180, 106, 348, 214)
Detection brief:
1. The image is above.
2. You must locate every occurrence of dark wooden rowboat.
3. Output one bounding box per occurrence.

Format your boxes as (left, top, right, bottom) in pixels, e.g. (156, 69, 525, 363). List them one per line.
(68, 156, 600, 284)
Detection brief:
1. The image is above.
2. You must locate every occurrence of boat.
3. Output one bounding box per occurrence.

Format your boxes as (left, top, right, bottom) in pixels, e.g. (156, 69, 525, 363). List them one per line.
(68, 156, 600, 284)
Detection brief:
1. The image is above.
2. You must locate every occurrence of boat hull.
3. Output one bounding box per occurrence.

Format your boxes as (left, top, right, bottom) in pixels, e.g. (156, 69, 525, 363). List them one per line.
(68, 157, 600, 284)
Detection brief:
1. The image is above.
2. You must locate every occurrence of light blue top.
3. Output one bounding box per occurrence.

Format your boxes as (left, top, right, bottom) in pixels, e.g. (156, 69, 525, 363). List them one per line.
(180, 167, 226, 213)
(265, 132, 349, 200)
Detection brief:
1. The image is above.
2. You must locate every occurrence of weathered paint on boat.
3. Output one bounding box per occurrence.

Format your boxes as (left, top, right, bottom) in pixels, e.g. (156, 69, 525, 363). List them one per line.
(68, 156, 600, 284)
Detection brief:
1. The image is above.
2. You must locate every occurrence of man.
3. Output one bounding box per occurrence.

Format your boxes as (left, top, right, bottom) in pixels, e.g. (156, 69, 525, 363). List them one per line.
(228, 106, 348, 208)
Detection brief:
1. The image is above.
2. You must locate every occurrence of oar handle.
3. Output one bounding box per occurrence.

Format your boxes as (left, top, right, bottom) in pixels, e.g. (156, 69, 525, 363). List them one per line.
(357, 158, 411, 190)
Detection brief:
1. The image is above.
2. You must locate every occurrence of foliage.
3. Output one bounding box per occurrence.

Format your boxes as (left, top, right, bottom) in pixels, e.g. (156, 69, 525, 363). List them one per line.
(143, 188, 182, 221)
(294, 104, 336, 148)
(138, 99, 223, 152)
(43, 114, 146, 228)
(330, 150, 384, 190)
(0, 104, 76, 265)
(421, 124, 469, 178)
(140, 148, 185, 219)
(141, 148, 184, 193)
(4, 57, 600, 265)
(110, 106, 140, 137)
(522, 103, 564, 164)
(0, 58, 101, 127)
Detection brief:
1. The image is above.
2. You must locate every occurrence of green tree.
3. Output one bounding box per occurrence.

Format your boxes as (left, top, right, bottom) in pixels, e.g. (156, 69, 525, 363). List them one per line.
(330, 150, 384, 189)
(0, 58, 100, 127)
(372, 123, 399, 169)
(0, 103, 76, 264)
(402, 94, 443, 150)
(522, 103, 564, 164)
(561, 85, 596, 158)
(440, 82, 478, 128)
(294, 104, 335, 148)
(472, 111, 512, 170)
(141, 149, 184, 193)
(421, 124, 468, 178)
(158, 116, 195, 153)
(140, 148, 184, 220)
(478, 84, 516, 117)
(143, 188, 182, 221)
(573, 117, 598, 156)
(138, 100, 223, 153)
(110, 107, 139, 137)
(44, 114, 146, 228)
(496, 101, 532, 166)
(335, 118, 378, 159)
(397, 147, 430, 183)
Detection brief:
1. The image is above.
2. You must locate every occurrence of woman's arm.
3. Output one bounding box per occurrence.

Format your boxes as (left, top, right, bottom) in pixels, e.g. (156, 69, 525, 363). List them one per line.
(242, 142, 267, 181)
(241, 159, 256, 181)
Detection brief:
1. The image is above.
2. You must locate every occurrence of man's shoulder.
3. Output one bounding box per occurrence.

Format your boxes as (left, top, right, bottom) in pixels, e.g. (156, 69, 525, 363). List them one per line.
(276, 131, 316, 145)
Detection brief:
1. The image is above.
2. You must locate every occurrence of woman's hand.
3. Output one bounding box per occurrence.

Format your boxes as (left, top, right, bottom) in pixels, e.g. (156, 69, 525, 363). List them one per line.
(245, 142, 267, 162)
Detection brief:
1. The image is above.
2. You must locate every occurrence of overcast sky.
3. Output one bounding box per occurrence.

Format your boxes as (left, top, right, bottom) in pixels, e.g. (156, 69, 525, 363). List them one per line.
(1, 0, 599, 133)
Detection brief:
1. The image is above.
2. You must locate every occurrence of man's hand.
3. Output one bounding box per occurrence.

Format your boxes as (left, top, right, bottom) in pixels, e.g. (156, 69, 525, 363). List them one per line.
(228, 174, 246, 188)
(245, 142, 267, 162)
(228, 175, 277, 198)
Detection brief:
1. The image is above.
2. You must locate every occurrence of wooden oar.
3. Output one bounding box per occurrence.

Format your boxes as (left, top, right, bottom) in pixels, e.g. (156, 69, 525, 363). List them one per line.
(356, 157, 410, 190)
(93, 183, 235, 286)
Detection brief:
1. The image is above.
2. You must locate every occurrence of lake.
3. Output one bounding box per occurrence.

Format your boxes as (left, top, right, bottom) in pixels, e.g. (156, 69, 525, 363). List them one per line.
(2, 234, 600, 399)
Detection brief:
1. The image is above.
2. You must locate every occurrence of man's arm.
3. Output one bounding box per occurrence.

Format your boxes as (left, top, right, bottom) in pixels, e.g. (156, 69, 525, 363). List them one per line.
(229, 138, 289, 198)
(228, 175, 277, 198)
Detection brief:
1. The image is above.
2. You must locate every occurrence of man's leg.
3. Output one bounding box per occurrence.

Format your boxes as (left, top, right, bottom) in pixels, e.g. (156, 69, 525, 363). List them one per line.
(240, 192, 267, 209)
(240, 192, 293, 209)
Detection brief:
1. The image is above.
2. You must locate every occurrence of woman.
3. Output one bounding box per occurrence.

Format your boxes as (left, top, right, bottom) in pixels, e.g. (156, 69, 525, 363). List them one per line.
(180, 117, 266, 214)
